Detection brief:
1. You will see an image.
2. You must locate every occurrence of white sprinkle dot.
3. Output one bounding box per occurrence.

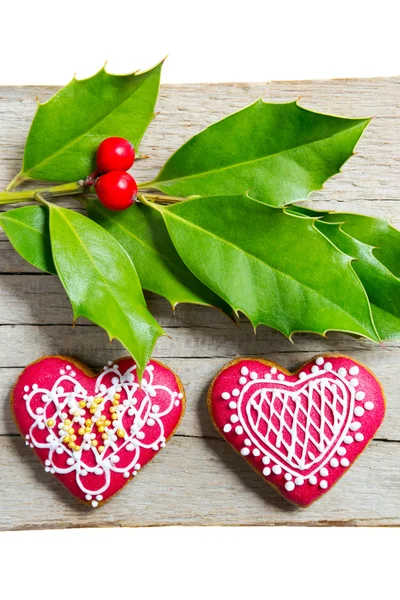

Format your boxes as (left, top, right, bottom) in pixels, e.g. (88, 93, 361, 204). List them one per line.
(136, 432, 145, 440)
(151, 405, 160, 413)
(311, 365, 319, 374)
(174, 400, 180, 407)
(284, 473, 292, 481)
(229, 401, 237, 409)
(341, 458, 350, 467)
(354, 406, 365, 417)
(299, 372, 306, 380)
(320, 467, 329, 477)
(315, 357, 324, 366)
(239, 377, 247, 385)
(24, 385, 29, 392)
(355, 433, 364, 442)
(91, 500, 99, 508)
(337, 447, 346, 457)
(223, 424, 232, 433)
(262, 456, 270, 465)
(244, 439, 251, 447)
(324, 362, 333, 371)
(94, 467, 103, 475)
(272, 465, 282, 475)
(240, 366, 249, 376)
(85, 494, 92, 501)
(320, 480, 328, 489)
(338, 368, 347, 377)
(365, 401, 374, 411)
(252, 448, 260, 457)
(349, 366, 359, 376)
(135, 464, 141, 470)
(240, 447, 250, 456)
(277, 374, 285, 381)
(263, 467, 271, 476)
(355, 391, 365, 401)
(235, 426, 244, 435)
(110, 456, 120, 463)
(123, 472, 130, 478)
(221, 392, 230, 400)
(350, 422, 361, 431)
(330, 458, 339, 468)
(309, 476, 317, 485)
(230, 415, 239, 423)
(147, 418, 155, 426)
(344, 435, 353, 444)
(270, 367, 277, 374)
(232, 389, 240, 397)
(66, 458, 74, 466)
(350, 378, 359, 387)
(295, 477, 304, 486)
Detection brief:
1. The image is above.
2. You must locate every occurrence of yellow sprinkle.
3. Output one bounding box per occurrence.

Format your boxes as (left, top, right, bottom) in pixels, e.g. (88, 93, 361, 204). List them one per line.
(90, 408, 96, 414)
(111, 414, 118, 421)
(64, 419, 71, 427)
(68, 427, 75, 435)
(117, 429, 125, 438)
(94, 397, 102, 404)
(63, 435, 70, 443)
(98, 445, 105, 453)
(98, 426, 105, 433)
(114, 393, 121, 400)
(112, 399, 120, 406)
(84, 427, 91, 434)
(73, 410, 81, 417)
(68, 442, 75, 449)
(100, 415, 106, 421)
(74, 445, 80, 452)
(110, 407, 116, 414)
(78, 428, 85, 436)
(102, 433, 108, 440)
(91, 440, 98, 447)
(96, 420, 102, 427)
(85, 419, 92, 427)
(79, 401, 86, 408)
(105, 420, 111, 427)
(46, 419, 55, 428)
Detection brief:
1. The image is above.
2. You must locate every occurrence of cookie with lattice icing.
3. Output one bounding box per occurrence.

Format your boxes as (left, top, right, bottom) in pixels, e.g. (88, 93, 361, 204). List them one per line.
(208, 355, 385, 506)
(11, 356, 185, 507)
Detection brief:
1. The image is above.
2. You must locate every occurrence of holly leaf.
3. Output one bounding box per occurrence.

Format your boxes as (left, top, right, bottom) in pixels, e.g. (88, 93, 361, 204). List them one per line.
(147, 193, 379, 341)
(15, 61, 163, 184)
(0, 205, 56, 273)
(147, 100, 369, 207)
(315, 220, 400, 340)
(47, 205, 163, 376)
(86, 199, 233, 314)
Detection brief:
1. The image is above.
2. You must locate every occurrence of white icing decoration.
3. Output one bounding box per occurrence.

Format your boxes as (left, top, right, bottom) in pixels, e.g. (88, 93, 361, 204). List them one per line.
(239, 377, 247, 385)
(277, 374, 285, 381)
(337, 447, 346, 457)
(223, 424, 232, 433)
(272, 465, 282, 475)
(350, 422, 361, 431)
(354, 406, 365, 417)
(330, 458, 339, 468)
(221, 392, 230, 400)
(284, 473, 292, 481)
(344, 436, 353, 444)
(241, 366, 249, 376)
(250, 372, 258, 380)
(263, 467, 271, 476)
(285, 481, 295, 491)
(270, 368, 277, 375)
(229, 401, 237, 409)
(320, 467, 329, 477)
(22, 361, 179, 502)
(349, 366, 359, 376)
(309, 476, 317, 485)
(311, 366, 319, 374)
(340, 458, 350, 467)
(320, 480, 328, 489)
(350, 378, 359, 387)
(253, 448, 260, 457)
(232, 389, 240, 397)
(295, 476, 304, 485)
(337, 368, 347, 377)
(241, 448, 250, 456)
(364, 402, 374, 411)
(323, 362, 332, 371)
(355, 433, 364, 442)
(315, 357, 324, 366)
(355, 391, 365, 401)
(262, 456, 270, 465)
(230, 415, 239, 423)
(235, 426, 244, 435)
(244, 439, 251, 446)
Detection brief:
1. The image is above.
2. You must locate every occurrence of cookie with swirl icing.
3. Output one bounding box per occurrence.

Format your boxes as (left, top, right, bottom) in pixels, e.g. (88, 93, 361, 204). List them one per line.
(208, 355, 385, 506)
(11, 355, 185, 507)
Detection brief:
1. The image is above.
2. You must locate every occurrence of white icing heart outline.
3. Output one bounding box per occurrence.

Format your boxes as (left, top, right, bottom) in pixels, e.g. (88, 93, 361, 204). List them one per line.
(237, 369, 355, 479)
(24, 362, 179, 499)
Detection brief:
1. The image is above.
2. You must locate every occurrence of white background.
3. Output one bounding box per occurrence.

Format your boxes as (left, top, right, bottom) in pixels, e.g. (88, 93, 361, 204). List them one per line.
(0, 0, 398, 597)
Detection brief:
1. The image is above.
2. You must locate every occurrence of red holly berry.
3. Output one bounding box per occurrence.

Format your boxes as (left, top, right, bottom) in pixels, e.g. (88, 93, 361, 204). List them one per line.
(96, 137, 135, 173)
(95, 171, 137, 211)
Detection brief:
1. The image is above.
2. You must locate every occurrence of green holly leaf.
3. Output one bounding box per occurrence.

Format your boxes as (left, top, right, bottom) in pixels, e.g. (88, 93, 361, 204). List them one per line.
(15, 61, 163, 184)
(146, 193, 379, 341)
(315, 220, 400, 340)
(48, 204, 163, 376)
(146, 100, 369, 207)
(86, 199, 233, 313)
(0, 205, 56, 273)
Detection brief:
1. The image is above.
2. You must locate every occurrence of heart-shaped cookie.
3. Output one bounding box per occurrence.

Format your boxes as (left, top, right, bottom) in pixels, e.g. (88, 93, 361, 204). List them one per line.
(208, 355, 385, 506)
(12, 356, 185, 507)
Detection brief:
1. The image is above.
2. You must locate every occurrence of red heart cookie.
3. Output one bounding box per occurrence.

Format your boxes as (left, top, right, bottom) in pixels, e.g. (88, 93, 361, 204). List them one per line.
(208, 355, 385, 506)
(12, 356, 185, 507)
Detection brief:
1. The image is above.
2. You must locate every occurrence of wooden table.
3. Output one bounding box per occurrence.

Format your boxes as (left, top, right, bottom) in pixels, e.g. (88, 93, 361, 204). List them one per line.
(0, 78, 399, 530)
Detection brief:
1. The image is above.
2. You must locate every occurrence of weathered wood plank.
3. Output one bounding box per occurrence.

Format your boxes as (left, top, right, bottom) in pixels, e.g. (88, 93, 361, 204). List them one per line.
(0, 78, 399, 529)
(0, 436, 398, 530)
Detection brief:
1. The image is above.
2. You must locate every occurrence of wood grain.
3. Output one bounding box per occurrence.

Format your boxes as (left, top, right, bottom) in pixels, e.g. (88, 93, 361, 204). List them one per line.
(0, 77, 399, 529)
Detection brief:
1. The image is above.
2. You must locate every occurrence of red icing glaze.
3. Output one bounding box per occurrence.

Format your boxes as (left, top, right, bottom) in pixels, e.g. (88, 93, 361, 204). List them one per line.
(12, 356, 185, 507)
(208, 355, 385, 506)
